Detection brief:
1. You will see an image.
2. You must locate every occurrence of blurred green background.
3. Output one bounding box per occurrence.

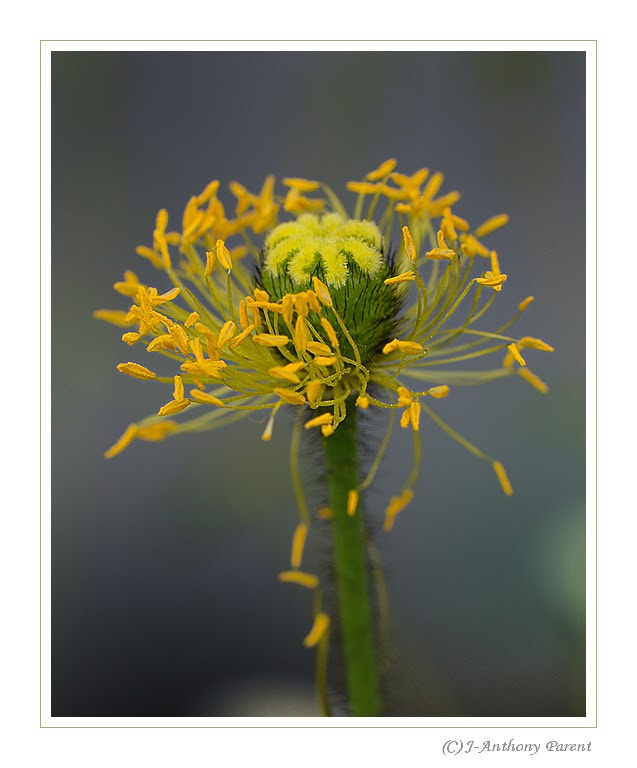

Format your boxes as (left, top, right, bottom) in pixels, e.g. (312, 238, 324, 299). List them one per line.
(51, 50, 586, 717)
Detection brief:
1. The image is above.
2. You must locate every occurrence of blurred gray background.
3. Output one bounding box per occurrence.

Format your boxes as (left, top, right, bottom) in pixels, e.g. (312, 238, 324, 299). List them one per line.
(52, 50, 586, 717)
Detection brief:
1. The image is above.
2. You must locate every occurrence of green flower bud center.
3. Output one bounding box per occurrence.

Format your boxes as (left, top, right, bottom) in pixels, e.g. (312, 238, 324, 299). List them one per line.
(260, 213, 400, 361)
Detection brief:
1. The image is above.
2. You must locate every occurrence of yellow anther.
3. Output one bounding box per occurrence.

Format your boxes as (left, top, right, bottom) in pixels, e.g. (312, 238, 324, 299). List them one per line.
(317, 507, 333, 520)
(366, 158, 397, 181)
(519, 336, 555, 352)
(519, 367, 549, 394)
(155, 208, 168, 233)
(196, 179, 220, 205)
(305, 413, 334, 430)
(321, 424, 335, 437)
(239, 299, 250, 330)
(135, 245, 163, 270)
(382, 339, 423, 355)
(492, 460, 513, 496)
(460, 234, 490, 258)
(184, 311, 200, 328)
(385, 271, 416, 284)
(173, 375, 184, 401)
(312, 356, 337, 367)
(121, 332, 141, 345)
(347, 489, 359, 517)
(275, 388, 306, 405)
(215, 238, 232, 271)
(113, 270, 142, 297)
(278, 570, 319, 589)
(312, 276, 333, 307)
(307, 341, 332, 356)
(507, 343, 527, 367)
(158, 398, 190, 416)
(204, 250, 215, 277)
(290, 523, 309, 568)
(410, 401, 421, 431)
(475, 272, 508, 291)
(403, 227, 416, 261)
(305, 379, 323, 405)
(519, 296, 535, 312)
(117, 362, 157, 380)
(146, 334, 174, 353)
(346, 181, 383, 195)
(269, 363, 304, 384)
(189, 390, 225, 407)
(400, 409, 411, 429)
(428, 385, 450, 399)
(153, 229, 172, 270)
(355, 394, 370, 409)
(94, 309, 136, 328)
(281, 293, 295, 324)
(474, 213, 510, 239)
(397, 386, 413, 406)
(425, 247, 456, 260)
(441, 208, 458, 242)
(217, 320, 236, 348)
(294, 316, 309, 354)
(105, 424, 137, 459)
(282, 177, 321, 192)
(303, 612, 330, 648)
(253, 333, 290, 347)
(227, 324, 256, 349)
(383, 489, 414, 532)
(320, 317, 339, 348)
(490, 250, 501, 276)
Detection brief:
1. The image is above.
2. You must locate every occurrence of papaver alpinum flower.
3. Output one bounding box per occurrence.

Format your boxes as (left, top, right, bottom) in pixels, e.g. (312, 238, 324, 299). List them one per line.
(95, 160, 553, 705)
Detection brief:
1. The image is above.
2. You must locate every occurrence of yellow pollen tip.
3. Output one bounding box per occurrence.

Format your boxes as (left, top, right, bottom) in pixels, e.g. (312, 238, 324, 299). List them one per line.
(428, 385, 450, 399)
(382, 339, 423, 356)
(347, 489, 359, 517)
(385, 271, 416, 284)
(290, 523, 309, 569)
(275, 388, 306, 405)
(278, 570, 319, 589)
(383, 489, 414, 532)
(317, 507, 333, 520)
(519, 296, 535, 312)
(519, 336, 555, 352)
(492, 461, 513, 496)
(507, 343, 527, 367)
(366, 158, 397, 181)
(215, 238, 232, 271)
(402, 225, 417, 260)
(519, 367, 549, 394)
(253, 333, 290, 348)
(305, 380, 323, 405)
(474, 213, 510, 238)
(355, 394, 370, 409)
(312, 276, 333, 307)
(303, 612, 330, 648)
(304, 413, 334, 429)
(189, 390, 225, 407)
(116, 362, 157, 380)
(105, 423, 137, 459)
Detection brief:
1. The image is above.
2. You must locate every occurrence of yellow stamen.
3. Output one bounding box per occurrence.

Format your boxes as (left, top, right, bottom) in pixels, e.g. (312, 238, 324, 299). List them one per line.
(346, 181, 383, 195)
(397, 386, 413, 406)
(239, 299, 250, 330)
(519, 296, 535, 312)
(507, 343, 527, 367)
(410, 401, 421, 431)
(121, 332, 141, 345)
(492, 460, 513, 496)
(294, 316, 309, 355)
(474, 213, 510, 239)
(312, 276, 333, 307)
(173, 375, 184, 400)
(305, 413, 334, 429)
(490, 250, 501, 275)
(312, 356, 337, 367)
(227, 324, 256, 349)
(135, 245, 163, 270)
(117, 362, 157, 380)
(278, 570, 319, 589)
(189, 390, 225, 406)
(105, 423, 137, 459)
(366, 158, 397, 181)
(400, 408, 411, 429)
(382, 339, 423, 355)
(347, 489, 359, 517)
(307, 341, 332, 356)
(158, 398, 190, 416)
(428, 385, 450, 399)
(320, 317, 339, 348)
(476, 271, 508, 291)
(355, 394, 370, 409)
(385, 271, 416, 284)
(290, 523, 309, 568)
(317, 507, 333, 520)
(253, 333, 290, 348)
(321, 424, 335, 437)
(93, 309, 136, 328)
(402, 225, 417, 261)
(305, 380, 323, 405)
(303, 612, 330, 648)
(519, 367, 549, 394)
(215, 238, 232, 271)
(275, 388, 306, 405)
(204, 250, 215, 277)
(184, 311, 200, 328)
(269, 362, 305, 384)
(460, 234, 490, 258)
(282, 177, 320, 192)
(519, 336, 555, 352)
(425, 247, 456, 260)
(383, 489, 414, 532)
(217, 320, 236, 348)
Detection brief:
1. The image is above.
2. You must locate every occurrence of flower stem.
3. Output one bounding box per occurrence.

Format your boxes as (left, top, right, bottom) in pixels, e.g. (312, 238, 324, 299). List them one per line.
(322, 398, 382, 716)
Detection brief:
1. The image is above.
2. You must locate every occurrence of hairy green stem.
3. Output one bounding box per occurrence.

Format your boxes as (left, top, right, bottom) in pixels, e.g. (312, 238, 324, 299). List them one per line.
(322, 399, 382, 716)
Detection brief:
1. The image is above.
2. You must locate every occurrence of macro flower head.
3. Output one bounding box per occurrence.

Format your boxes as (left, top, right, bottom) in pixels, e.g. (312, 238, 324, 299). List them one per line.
(95, 159, 553, 662)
